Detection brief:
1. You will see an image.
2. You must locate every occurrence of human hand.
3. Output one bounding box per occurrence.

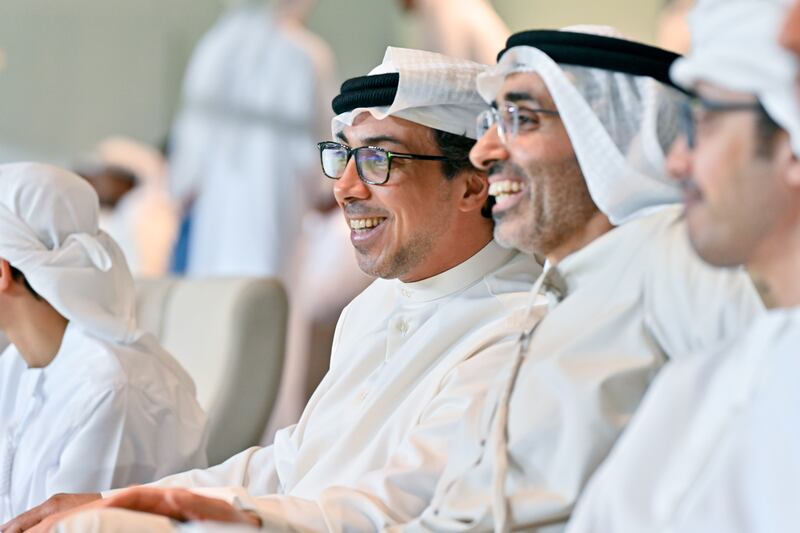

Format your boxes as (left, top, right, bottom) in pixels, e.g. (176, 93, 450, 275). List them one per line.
(103, 487, 261, 527)
(0, 493, 101, 533)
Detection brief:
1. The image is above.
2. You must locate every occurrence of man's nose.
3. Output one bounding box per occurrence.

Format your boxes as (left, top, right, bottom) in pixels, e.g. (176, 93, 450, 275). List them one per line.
(470, 125, 510, 171)
(666, 134, 693, 182)
(333, 157, 371, 206)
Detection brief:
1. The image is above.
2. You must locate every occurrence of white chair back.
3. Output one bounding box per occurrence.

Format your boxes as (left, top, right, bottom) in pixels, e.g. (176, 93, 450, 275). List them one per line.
(135, 277, 287, 466)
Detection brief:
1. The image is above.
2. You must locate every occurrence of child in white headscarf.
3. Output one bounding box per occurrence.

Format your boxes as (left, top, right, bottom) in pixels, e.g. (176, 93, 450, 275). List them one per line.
(0, 163, 207, 524)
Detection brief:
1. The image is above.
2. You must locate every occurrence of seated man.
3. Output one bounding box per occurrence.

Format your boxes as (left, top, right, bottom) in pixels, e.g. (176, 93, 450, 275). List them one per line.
(396, 26, 765, 532)
(0, 163, 207, 525)
(2, 48, 542, 532)
(563, 1, 800, 531)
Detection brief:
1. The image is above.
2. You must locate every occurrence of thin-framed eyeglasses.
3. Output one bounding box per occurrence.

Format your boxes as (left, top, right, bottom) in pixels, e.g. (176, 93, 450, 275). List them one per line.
(476, 103, 560, 145)
(678, 96, 764, 149)
(317, 141, 454, 185)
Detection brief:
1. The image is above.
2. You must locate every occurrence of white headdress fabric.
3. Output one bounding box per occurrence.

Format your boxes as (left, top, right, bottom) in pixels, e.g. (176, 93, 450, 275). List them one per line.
(670, 0, 800, 156)
(477, 25, 687, 225)
(332, 47, 489, 139)
(89, 136, 168, 188)
(0, 163, 141, 344)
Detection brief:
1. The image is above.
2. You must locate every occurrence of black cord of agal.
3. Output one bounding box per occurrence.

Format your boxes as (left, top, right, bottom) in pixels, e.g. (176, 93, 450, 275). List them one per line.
(332, 73, 400, 115)
(497, 30, 686, 92)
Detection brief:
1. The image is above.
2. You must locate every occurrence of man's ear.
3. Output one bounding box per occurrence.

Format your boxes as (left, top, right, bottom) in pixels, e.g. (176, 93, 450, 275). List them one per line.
(457, 169, 490, 213)
(0, 260, 12, 293)
(784, 148, 800, 189)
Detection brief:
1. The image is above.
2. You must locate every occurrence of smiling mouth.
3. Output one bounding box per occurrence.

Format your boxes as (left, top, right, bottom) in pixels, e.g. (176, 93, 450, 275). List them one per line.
(349, 217, 387, 234)
(489, 180, 525, 203)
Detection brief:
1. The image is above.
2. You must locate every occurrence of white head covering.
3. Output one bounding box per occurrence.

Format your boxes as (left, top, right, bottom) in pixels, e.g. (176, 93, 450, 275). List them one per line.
(670, 0, 800, 156)
(477, 26, 688, 225)
(0, 162, 141, 344)
(332, 46, 488, 139)
(81, 136, 168, 189)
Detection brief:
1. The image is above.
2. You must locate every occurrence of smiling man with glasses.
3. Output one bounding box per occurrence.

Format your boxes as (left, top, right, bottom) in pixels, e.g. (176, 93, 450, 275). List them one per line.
(317, 141, 452, 185)
(3, 48, 544, 533)
(392, 27, 764, 532)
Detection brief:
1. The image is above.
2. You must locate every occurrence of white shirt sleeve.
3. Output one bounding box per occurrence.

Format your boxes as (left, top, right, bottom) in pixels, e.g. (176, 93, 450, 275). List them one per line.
(144, 445, 282, 497)
(243, 338, 520, 532)
(52, 381, 206, 498)
(44, 388, 128, 496)
(46, 384, 177, 495)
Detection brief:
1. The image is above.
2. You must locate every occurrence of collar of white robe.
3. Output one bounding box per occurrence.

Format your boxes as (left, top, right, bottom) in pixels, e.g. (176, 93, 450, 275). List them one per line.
(0, 162, 141, 344)
(331, 46, 489, 139)
(478, 25, 689, 225)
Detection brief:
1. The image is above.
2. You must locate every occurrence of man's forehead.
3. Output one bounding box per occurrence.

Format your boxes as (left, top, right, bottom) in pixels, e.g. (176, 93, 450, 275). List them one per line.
(495, 71, 556, 109)
(339, 113, 429, 148)
(695, 81, 759, 103)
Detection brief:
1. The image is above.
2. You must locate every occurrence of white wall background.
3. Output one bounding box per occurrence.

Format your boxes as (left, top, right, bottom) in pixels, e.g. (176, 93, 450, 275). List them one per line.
(0, 0, 663, 165)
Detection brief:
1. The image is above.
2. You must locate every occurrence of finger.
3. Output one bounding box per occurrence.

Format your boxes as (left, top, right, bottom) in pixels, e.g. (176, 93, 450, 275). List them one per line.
(105, 488, 185, 520)
(24, 515, 59, 533)
(167, 492, 248, 524)
(1, 504, 50, 532)
(1, 493, 102, 533)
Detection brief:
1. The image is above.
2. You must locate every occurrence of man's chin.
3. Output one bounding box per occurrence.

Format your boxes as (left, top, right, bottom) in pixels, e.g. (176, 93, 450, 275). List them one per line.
(493, 223, 535, 255)
(687, 223, 746, 268)
(355, 254, 382, 278)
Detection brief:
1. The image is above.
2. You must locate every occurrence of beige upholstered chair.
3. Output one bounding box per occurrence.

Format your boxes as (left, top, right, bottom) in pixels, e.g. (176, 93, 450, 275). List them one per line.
(134, 277, 287, 466)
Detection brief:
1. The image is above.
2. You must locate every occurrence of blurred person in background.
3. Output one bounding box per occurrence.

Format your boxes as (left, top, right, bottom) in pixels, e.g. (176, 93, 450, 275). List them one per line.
(167, 0, 340, 443)
(656, 0, 694, 53)
(76, 137, 178, 279)
(168, 0, 335, 282)
(397, 0, 510, 64)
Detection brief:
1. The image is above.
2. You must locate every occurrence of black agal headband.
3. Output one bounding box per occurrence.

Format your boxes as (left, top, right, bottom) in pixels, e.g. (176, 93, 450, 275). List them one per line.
(332, 73, 400, 115)
(497, 30, 683, 90)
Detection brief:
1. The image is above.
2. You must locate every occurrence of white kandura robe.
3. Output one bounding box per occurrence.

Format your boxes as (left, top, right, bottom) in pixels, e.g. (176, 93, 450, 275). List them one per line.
(566, 306, 800, 533)
(395, 205, 763, 532)
(0, 323, 207, 523)
(98, 241, 542, 531)
(170, 2, 335, 280)
(263, 209, 374, 442)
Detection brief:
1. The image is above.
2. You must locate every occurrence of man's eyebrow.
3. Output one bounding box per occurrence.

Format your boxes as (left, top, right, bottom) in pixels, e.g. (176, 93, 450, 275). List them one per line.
(503, 91, 544, 106)
(361, 135, 408, 150)
(335, 131, 348, 143)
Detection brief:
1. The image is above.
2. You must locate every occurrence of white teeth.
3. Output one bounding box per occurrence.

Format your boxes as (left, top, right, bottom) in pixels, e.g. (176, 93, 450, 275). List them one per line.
(488, 181, 523, 197)
(349, 217, 385, 231)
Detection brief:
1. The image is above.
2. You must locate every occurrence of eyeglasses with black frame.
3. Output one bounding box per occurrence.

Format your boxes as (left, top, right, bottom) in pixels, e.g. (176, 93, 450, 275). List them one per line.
(678, 96, 764, 149)
(476, 103, 560, 145)
(317, 141, 454, 186)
